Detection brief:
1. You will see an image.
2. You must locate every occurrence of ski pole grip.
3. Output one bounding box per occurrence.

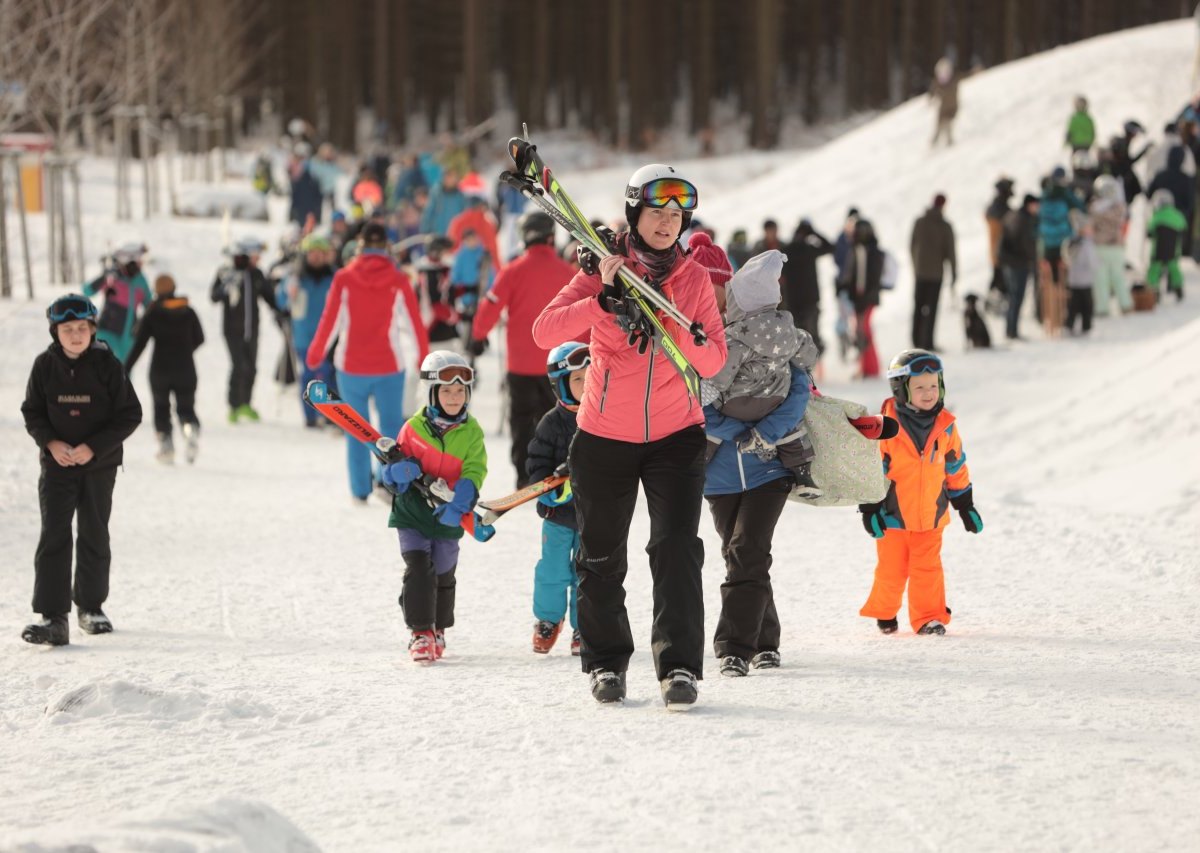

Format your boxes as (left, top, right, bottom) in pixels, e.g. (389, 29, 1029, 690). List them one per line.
(690, 322, 707, 345)
(507, 138, 536, 171)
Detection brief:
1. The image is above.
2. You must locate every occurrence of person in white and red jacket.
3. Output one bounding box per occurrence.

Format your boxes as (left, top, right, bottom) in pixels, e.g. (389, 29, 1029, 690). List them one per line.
(532, 164, 727, 710)
(306, 223, 429, 501)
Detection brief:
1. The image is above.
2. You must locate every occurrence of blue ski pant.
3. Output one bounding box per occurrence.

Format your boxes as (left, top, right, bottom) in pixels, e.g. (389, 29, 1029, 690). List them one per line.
(335, 370, 406, 499)
(533, 519, 580, 629)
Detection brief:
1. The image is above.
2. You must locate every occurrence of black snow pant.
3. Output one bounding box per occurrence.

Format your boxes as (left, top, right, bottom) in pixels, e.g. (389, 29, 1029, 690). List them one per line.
(224, 332, 259, 409)
(508, 372, 557, 488)
(399, 550, 458, 632)
(569, 425, 707, 680)
(706, 477, 792, 660)
(912, 277, 943, 351)
(1065, 287, 1094, 334)
(33, 466, 119, 616)
(150, 365, 199, 437)
(792, 303, 824, 356)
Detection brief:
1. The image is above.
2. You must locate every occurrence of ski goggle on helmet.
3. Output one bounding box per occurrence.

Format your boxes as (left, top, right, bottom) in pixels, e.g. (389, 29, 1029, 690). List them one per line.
(886, 349, 945, 403)
(47, 294, 99, 324)
(546, 342, 591, 406)
(633, 177, 698, 211)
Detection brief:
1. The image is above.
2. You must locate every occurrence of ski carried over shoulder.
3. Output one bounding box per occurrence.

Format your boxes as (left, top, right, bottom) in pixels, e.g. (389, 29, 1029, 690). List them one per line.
(477, 471, 568, 526)
(499, 132, 707, 400)
(304, 380, 495, 542)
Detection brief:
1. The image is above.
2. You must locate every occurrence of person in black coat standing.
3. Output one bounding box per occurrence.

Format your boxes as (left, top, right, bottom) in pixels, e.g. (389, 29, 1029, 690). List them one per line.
(1148, 146, 1196, 256)
(211, 238, 279, 423)
(781, 219, 834, 356)
(20, 294, 143, 645)
(126, 274, 205, 464)
(998, 194, 1041, 340)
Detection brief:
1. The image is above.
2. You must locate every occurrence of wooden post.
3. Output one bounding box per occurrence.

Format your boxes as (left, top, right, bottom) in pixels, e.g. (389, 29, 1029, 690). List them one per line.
(70, 161, 84, 285)
(0, 154, 10, 298)
(10, 154, 33, 297)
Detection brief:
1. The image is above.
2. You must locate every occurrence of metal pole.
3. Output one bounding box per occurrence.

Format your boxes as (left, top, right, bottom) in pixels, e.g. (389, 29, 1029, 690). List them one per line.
(0, 155, 11, 298)
(9, 155, 33, 298)
(70, 161, 84, 285)
(56, 163, 72, 282)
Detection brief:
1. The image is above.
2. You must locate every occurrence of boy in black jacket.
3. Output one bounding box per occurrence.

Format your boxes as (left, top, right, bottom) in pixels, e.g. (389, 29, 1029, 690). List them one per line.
(20, 294, 143, 645)
(210, 237, 278, 423)
(524, 342, 589, 656)
(126, 275, 205, 463)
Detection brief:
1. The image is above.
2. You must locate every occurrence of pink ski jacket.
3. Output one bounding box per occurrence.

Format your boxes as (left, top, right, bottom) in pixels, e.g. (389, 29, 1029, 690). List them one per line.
(532, 253, 726, 444)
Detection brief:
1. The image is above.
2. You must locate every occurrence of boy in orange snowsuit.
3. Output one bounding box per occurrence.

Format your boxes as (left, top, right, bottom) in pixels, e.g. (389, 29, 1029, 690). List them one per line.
(858, 349, 982, 635)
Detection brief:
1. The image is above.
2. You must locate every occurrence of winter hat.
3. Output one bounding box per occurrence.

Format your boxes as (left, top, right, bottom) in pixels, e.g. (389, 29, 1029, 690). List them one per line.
(727, 249, 785, 316)
(1022, 193, 1039, 208)
(688, 232, 733, 289)
(933, 193, 947, 209)
(153, 274, 176, 296)
(360, 222, 388, 245)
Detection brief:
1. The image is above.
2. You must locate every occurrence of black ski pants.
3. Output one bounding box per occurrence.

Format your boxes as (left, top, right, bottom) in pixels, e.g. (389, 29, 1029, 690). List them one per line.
(706, 477, 791, 660)
(150, 366, 199, 437)
(224, 332, 259, 409)
(569, 425, 707, 680)
(508, 372, 557, 488)
(33, 466, 119, 616)
(1065, 287, 1094, 334)
(792, 303, 824, 356)
(912, 277, 943, 351)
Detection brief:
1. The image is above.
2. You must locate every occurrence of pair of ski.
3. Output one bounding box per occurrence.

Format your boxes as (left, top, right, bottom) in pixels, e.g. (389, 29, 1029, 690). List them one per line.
(500, 132, 708, 399)
(303, 381, 564, 539)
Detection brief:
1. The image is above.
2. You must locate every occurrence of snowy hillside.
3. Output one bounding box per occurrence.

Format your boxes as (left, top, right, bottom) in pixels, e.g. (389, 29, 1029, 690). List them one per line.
(2, 20, 1198, 853)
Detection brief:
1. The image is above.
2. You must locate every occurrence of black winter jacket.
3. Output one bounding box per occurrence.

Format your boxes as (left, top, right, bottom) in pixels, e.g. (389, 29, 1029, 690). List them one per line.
(1147, 147, 1196, 220)
(210, 264, 278, 341)
(526, 403, 578, 529)
(999, 208, 1039, 268)
(125, 295, 205, 379)
(22, 342, 142, 475)
(782, 226, 833, 311)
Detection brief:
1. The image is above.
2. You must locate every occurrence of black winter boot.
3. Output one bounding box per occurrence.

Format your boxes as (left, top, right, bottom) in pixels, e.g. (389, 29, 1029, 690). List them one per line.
(22, 614, 69, 646)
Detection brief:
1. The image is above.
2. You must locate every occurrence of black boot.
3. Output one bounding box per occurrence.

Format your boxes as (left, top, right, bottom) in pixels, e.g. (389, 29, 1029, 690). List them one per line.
(78, 607, 113, 635)
(22, 614, 69, 646)
(876, 617, 899, 634)
(660, 669, 699, 710)
(790, 463, 822, 498)
(589, 669, 626, 704)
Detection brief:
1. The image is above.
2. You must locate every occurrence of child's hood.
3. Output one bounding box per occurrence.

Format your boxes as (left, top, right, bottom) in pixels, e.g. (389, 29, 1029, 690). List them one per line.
(726, 250, 785, 322)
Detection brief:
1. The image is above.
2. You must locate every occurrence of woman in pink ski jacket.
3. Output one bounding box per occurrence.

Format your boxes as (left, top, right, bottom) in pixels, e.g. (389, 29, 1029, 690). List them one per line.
(532, 164, 726, 709)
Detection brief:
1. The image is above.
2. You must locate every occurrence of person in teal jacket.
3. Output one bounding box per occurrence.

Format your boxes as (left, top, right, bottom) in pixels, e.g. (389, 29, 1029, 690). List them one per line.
(82, 243, 153, 363)
(383, 351, 487, 664)
(1146, 189, 1188, 301)
(1065, 95, 1096, 152)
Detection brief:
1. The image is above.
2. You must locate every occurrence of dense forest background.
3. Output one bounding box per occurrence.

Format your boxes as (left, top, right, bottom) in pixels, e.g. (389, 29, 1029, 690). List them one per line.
(3, 0, 1192, 151)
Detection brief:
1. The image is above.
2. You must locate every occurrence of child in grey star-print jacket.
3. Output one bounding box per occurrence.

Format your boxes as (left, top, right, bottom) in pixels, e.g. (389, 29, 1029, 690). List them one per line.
(701, 250, 820, 488)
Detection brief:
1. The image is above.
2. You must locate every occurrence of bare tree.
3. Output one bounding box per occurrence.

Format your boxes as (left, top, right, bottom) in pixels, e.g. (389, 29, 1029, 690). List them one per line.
(0, 0, 55, 134)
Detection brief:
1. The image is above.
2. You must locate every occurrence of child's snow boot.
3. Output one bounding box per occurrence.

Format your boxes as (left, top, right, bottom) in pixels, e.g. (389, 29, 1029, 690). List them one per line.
(750, 650, 781, 669)
(532, 619, 562, 654)
(790, 463, 822, 498)
(917, 620, 947, 635)
(408, 629, 437, 663)
(877, 618, 899, 634)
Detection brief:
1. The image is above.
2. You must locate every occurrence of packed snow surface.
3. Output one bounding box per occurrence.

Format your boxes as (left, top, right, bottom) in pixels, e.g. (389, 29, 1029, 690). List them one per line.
(1, 20, 1198, 853)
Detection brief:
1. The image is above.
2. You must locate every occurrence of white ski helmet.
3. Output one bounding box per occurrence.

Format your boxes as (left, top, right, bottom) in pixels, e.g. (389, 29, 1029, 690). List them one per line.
(420, 350, 474, 415)
(1151, 188, 1175, 211)
(624, 163, 697, 229)
(1092, 174, 1122, 202)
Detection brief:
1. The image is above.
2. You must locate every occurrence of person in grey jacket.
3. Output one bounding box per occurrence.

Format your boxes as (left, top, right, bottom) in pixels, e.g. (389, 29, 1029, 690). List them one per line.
(701, 250, 820, 493)
(909, 194, 957, 351)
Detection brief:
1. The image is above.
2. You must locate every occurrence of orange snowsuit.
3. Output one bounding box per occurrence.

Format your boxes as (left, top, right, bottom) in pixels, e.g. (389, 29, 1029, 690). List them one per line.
(859, 398, 973, 633)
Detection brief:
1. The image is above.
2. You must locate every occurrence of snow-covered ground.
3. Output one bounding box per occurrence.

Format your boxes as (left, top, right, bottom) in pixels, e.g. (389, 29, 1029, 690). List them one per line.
(2, 20, 1198, 853)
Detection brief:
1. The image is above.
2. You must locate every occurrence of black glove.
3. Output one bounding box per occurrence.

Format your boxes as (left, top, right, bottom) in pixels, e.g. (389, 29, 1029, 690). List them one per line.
(859, 502, 886, 539)
(578, 227, 616, 276)
(466, 338, 488, 358)
(596, 276, 624, 314)
(949, 490, 983, 534)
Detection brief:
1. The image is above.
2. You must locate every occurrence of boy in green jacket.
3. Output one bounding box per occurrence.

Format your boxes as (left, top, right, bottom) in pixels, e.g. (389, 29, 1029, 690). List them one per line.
(382, 351, 487, 663)
(1146, 189, 1188, 302)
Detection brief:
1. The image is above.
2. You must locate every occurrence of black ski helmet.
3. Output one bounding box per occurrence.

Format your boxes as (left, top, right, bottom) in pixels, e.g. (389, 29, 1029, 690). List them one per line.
(518, 211, 556, 247)
(46, 293, 98, 340)
(886, 349, 945, 404)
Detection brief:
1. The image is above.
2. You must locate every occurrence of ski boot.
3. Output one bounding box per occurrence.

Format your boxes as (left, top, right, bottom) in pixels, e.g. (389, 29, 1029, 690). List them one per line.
(719, 655, 749, 678)
(589, 669, 626, 704)
(408, 629, 437, 663)
(182, 423, 199, 464)
(21, 614, 69, 646)
(877, 618, 899, 635)
(570, 630, 581, 657)
(660, 669, 699, 711)
(750, 650, 781, 670)
(917, 620, 947, 635)
(77, 607, 113, 635)
(434, 630, 446, 660)
(155, 432, 174, 464)
(532, 619, 562, 654)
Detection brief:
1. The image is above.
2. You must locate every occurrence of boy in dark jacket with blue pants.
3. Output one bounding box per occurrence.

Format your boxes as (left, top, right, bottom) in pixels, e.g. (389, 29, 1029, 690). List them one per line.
(20, 294, 143, 645)
(525, 342, 590, 655)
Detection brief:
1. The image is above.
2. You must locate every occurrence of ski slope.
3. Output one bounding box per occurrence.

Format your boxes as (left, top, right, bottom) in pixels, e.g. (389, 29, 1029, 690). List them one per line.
(1, 20, 1198, 853)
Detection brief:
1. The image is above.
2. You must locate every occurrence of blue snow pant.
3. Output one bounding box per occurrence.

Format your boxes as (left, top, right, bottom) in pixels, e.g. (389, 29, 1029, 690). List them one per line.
(295, 340, 333, 426)
(335, 370, 406, 499)
(533, 519, 580, 629)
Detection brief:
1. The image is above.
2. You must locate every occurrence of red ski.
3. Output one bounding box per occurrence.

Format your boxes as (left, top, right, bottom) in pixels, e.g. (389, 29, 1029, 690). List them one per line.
(477, 472, 569, 526)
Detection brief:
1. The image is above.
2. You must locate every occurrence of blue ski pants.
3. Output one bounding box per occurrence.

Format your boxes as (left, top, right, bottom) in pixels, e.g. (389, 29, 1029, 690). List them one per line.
(533, 519, 580, 629)
(335, 370, 407, 499)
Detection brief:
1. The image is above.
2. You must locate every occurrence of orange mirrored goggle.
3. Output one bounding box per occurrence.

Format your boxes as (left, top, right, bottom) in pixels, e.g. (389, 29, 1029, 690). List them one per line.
(639, 178, 698, 211)
(422, 365, 475, 386)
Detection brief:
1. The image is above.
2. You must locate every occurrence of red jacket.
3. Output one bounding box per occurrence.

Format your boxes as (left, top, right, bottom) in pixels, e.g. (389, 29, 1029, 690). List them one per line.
(532, 253, 727, 444)
(305, 252, 429, 375)
(471, 244, 581, 376)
